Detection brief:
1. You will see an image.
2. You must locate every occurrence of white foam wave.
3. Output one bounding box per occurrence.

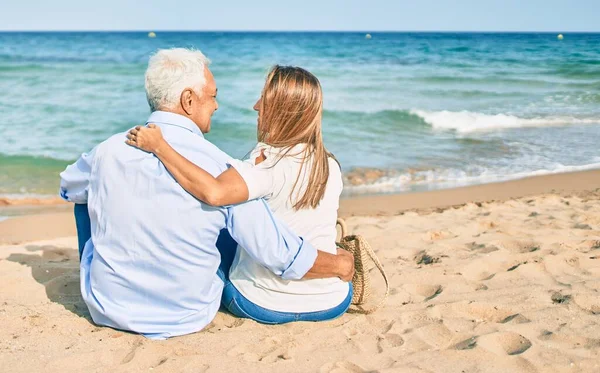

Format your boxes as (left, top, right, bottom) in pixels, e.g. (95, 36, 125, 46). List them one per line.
(410, 109, 599, 133)
(344, 162, 600, 195)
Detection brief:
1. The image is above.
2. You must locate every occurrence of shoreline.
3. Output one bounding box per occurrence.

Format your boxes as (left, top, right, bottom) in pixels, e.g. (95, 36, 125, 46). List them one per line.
(1, 168, 599, 245)
(339, 168, 600, 216)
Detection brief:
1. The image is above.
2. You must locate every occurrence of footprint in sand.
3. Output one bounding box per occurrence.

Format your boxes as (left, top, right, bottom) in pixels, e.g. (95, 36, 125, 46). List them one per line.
(461, 261, 497, 281)
(497, 239, 540, 254)
(376, 363, 431, 373)
(400, 333, 436, 353)
(422, 229, 455, 241)
(466, 242, 499, 254)
(478, 220, 498, 230)
(403, 284, 443, 302)
(543, 254, 589, 282)
(573, 223, 593, 230)
(477, 332, 532, 355)
(230, 335, 297, 364)
(573, 294, 600, 314)
(550, 291, 571, 304)
(453, 302, 515, 323)
(44, 274, 81, 299)
(413, 250, 440, 265)
(377, 333, 404, 352)
(400, 310, 441, 329)
(580, 240, 600, 252)
(538, 329, 600, 350)
(120, 339, 144, 364)
(500, 313, 530, 324)
(319, 361, 366, 373)
(449, 336, 478, 350)
(226, 344, 248, 358)
(259, 347, 296, 364)
(413, 322, 455, 349)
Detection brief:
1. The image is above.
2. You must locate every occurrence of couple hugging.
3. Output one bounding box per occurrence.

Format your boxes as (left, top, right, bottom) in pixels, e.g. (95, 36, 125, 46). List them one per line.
(59, 48, 355, 339)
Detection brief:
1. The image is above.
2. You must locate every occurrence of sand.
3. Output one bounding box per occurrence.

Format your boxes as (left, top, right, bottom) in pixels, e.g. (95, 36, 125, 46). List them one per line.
(1, 171, 599, 372)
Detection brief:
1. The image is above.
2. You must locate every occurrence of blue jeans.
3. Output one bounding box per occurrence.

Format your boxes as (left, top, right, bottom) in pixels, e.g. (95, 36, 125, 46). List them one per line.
(74, 204, 352, 324)
(216, 232, 353, 324)
(75, 203, 92, 259)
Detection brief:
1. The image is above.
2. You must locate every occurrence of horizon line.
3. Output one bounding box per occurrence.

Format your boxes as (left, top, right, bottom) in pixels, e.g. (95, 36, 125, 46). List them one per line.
(0, 29, 599, 33)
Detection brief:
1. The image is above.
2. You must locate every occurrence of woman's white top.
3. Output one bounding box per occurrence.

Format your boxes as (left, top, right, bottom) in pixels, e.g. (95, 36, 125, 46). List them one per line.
(227, 143, 349, 312)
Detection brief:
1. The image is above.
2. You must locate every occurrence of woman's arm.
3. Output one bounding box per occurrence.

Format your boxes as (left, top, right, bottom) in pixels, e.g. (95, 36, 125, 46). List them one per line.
(126, 124, 249, 206)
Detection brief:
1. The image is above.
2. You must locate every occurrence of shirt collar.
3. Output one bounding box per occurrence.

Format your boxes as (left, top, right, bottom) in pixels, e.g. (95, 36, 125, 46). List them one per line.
(257, 142, 308, 158)
(146, 111, 204, 137)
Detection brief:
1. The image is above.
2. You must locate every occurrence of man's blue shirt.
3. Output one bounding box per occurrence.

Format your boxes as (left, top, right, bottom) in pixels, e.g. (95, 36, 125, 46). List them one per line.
(59, 111, 317, 339)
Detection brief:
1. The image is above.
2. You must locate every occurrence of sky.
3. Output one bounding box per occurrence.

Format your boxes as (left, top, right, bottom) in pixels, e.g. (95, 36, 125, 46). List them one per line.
(0, 0, 598, 32)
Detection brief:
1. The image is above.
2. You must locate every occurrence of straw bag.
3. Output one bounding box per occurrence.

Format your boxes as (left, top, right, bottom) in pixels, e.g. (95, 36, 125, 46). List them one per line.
(336, 218, 389, 314)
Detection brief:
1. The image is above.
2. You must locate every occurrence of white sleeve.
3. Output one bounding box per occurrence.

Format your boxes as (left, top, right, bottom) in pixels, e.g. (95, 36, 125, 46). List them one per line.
(59, 147, 97, 204)
(227, 159, 276, 201)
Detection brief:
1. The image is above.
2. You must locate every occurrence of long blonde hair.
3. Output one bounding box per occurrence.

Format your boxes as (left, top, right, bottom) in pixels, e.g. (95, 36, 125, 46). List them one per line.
(257, 65, 336, 210)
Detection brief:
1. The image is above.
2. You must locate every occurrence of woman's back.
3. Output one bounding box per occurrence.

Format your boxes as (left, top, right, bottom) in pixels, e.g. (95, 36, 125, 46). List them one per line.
(229, 143, 349, 313)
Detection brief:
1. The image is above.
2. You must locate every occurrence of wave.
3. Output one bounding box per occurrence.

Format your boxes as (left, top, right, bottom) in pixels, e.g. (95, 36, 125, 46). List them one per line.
(0, 154, 70, 195)
(416, 88, 532, 99)
(410, 109, 600, 133)
(414, 74, 600, 90)
(343, 162, 600, 195)
(0, 153, 72, 166)
(550, 65, 600, 79)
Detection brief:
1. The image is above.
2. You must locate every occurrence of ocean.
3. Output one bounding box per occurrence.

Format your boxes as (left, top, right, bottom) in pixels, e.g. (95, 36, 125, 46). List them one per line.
(1, 32, 599, 198)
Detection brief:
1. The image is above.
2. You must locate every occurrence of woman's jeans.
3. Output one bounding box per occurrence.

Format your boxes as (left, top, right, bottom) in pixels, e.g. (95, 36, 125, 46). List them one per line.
(74, 204, 352, 325)
(216, 232, 353, 324)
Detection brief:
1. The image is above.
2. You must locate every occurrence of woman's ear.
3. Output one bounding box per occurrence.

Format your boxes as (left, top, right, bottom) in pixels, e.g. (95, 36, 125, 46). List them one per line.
(180, 88, 194, 115)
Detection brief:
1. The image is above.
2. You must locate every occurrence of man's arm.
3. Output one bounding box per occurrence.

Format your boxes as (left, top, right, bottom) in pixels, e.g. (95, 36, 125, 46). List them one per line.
(225, 199, 354, 281)
(303, 249, 354, 282)
(59, 147, 97, 204)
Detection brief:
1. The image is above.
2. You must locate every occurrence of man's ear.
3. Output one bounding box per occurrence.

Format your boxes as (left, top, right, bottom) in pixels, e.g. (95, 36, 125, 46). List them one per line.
(180, 88, 194, 115)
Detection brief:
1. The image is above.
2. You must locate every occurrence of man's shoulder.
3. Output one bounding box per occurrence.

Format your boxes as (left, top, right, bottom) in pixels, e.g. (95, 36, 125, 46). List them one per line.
(162, 130, 233, 175)
(93, 128, 233, 175)
(190, 136, 233, 163)
(94, 131, 135, 157)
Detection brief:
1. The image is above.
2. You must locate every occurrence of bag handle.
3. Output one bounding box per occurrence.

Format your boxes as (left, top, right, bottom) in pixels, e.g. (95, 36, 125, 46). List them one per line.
(336, 218, 390, 315)
(336, 218, 348, 239)
(354, 237, 389, 314)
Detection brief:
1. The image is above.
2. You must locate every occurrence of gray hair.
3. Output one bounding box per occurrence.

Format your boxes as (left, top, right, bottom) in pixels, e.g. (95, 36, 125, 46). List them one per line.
(145, 48, 211, 111)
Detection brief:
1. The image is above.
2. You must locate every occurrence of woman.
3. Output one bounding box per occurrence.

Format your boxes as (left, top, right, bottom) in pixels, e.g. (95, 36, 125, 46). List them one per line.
(126, 65, 351, 324)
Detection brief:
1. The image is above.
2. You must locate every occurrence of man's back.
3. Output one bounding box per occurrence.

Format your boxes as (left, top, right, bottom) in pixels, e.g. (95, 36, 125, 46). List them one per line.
(82, 112, 232, 339)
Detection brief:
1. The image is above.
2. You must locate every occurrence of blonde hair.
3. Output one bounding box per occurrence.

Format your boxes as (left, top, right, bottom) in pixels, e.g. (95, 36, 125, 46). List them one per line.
(257, 65, 337, 210)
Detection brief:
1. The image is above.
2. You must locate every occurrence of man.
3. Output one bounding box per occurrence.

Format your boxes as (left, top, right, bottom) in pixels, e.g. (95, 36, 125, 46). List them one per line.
(59, 48, 353, 340)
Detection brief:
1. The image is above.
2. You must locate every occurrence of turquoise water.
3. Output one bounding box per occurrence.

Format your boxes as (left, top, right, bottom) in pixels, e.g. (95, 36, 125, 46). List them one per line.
(1, 32, 599, 197)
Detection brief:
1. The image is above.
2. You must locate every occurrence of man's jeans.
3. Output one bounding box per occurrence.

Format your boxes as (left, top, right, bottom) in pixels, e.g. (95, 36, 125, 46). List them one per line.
(75, 203, 92, 258)
(74, 204, 352, 325)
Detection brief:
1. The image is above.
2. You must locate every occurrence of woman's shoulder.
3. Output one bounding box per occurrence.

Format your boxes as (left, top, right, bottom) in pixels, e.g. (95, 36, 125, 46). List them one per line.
(326, 156, 343, 193)
(327, 156, 342, 177)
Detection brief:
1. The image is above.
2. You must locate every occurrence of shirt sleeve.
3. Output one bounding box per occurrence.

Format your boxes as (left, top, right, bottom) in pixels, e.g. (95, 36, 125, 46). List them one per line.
(59, 147, 97, 204)
(227, 159, 276, 201)
(225, 198, 317, 280)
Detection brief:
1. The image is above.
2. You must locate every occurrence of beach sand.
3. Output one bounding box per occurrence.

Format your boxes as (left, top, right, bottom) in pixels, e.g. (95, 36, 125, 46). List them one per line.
(1, 171, 599, 372)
